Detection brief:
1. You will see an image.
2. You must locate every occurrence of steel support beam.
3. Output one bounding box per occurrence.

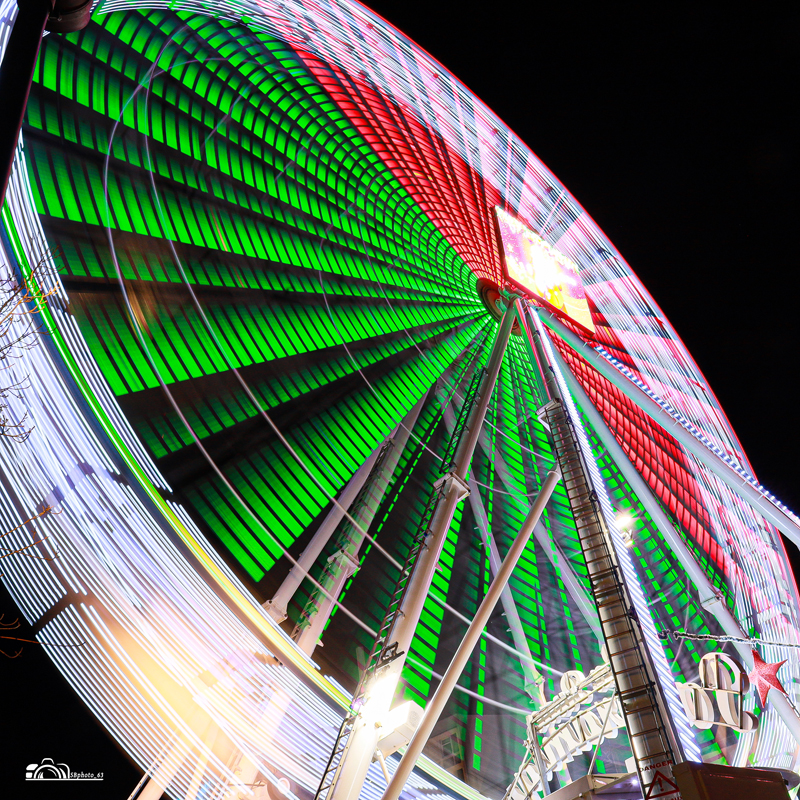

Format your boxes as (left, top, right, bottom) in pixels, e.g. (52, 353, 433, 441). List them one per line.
(443, 402, 545, 699)
(264, 441, 388, 623)
(474, 424, 603, 644)
(468, 472, 545, 700)
(325, 307, 516, 800)
(227, 687, 293, 800)
(380, 468, 562, 800)
(295, 395, 428, 655)
(530, 724, 552, 797)
(552, 343, 800, 749)
(533, 306, 800, 551)
(295, 549, 360, 655)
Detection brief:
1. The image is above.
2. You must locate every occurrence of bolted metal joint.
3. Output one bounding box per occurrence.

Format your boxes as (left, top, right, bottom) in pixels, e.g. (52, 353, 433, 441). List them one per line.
(433, 471, 470, 502)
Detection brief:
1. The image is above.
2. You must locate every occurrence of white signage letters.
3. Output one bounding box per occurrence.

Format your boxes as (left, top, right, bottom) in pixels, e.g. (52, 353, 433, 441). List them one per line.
(676, 653, 757, 732)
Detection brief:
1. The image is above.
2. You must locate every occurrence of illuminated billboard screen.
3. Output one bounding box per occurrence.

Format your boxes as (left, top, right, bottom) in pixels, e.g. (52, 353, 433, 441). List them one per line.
(495, 207, 595, 335)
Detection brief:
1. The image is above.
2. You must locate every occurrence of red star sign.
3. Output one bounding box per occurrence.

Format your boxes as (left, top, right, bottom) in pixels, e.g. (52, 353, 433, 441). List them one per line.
(748, 649, 787, 707)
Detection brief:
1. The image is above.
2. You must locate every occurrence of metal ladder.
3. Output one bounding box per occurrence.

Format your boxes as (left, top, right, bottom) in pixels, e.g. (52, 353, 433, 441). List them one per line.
(544, 399, 678, 795)
(440, 367, 485, 474)
(312, 484, 445, 800)
(292, 438, 395, 641)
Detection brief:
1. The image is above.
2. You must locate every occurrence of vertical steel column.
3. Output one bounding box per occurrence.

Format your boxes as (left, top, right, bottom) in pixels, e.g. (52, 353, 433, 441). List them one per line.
(515, 299, 685, 800)
(322, 307, 516, 800)
(468, 480, 545, 700)
(380, 467, 562, 800)
(530, 724, 551, 797)
(294, 395, 428, 655)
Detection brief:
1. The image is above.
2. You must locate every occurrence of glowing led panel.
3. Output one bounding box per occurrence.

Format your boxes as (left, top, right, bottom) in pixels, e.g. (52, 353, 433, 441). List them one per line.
(495, 207, 595, 334)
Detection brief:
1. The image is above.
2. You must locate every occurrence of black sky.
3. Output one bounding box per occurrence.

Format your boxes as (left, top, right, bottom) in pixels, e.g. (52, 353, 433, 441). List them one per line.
(3, 4, 800, 796)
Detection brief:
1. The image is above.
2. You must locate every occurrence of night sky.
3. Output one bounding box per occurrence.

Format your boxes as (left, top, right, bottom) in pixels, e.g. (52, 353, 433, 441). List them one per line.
(4, 4, 799, 797)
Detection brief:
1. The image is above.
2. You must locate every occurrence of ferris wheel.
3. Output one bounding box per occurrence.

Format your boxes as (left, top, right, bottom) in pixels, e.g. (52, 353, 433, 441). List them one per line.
(1, 2, 799, 800)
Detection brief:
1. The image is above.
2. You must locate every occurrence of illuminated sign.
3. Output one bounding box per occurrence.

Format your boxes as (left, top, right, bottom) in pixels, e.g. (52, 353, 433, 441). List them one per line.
(507, 663, 626, 799)
(676, 653, 758, 733)
(494, 207, 595, 335)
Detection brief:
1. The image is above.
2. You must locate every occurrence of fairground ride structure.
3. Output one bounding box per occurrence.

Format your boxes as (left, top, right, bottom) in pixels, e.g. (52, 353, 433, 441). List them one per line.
(1, 2, 799, 800)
